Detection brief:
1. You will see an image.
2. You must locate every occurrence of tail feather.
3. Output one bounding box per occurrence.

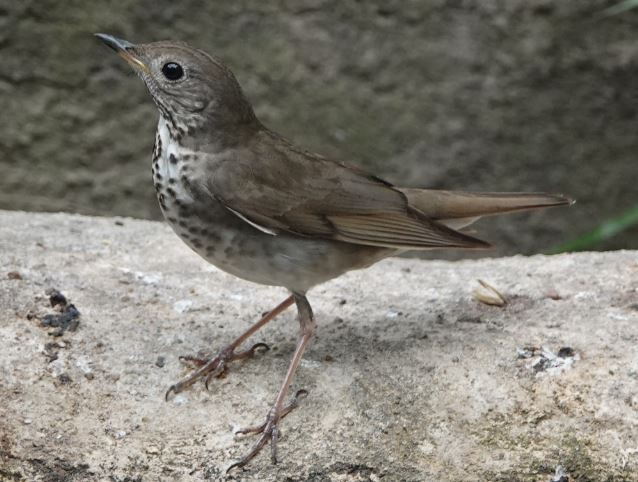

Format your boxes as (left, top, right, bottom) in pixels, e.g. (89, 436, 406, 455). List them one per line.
(399, 189, 574, 230)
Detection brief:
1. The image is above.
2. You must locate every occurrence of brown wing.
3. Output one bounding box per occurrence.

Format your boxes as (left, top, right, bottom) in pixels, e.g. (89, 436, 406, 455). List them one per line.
(204, 130, 490, 249)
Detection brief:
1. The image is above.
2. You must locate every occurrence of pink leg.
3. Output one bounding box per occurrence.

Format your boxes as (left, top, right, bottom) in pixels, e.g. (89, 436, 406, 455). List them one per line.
(227, 292, 316, 472)
(165, 295, 295, 400)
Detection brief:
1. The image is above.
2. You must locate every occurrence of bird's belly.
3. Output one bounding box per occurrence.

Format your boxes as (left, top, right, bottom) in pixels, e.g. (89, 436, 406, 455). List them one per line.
(176, 207, 389, 291)
(155, 179, 389, 291)
(203, 227, 391, 292)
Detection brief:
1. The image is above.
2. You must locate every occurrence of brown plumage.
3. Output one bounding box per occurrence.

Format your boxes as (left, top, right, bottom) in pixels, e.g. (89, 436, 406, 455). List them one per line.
(96, 33, 573, 472)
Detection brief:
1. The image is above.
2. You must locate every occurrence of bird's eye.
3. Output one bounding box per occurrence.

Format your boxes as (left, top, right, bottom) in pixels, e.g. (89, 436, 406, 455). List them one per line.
(161, 62, 184, 81)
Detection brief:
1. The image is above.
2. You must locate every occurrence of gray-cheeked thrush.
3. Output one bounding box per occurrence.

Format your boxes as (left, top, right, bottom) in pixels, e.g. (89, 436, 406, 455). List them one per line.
(95, 33, 572, 471)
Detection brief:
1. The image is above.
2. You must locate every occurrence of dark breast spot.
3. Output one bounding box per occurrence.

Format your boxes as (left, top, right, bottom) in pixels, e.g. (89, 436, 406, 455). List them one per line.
(153, 134, 162, 161)
(169, 154, 178, 164)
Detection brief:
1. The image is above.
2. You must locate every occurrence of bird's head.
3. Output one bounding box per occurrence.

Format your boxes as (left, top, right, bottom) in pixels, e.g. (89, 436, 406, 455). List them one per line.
(95, 34, 258, 141)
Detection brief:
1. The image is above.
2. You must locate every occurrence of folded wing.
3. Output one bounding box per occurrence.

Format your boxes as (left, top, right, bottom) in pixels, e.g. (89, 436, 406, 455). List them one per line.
(205, 131, 490, 250)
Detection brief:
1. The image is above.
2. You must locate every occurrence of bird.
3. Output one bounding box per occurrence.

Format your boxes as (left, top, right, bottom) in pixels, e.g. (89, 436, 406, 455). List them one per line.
(95, 33, 572, 472)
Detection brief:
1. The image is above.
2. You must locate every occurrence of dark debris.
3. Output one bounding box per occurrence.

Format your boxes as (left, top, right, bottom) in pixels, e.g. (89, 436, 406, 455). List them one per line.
(47, 288, 68, 307)
(57, 373, 73, 385)
(550, 464, 569, 482)
(517, 346, 578, 375)
(43, 342, 61, 362)
(557, 346, 575, 358)
(40, 288, 80, 336)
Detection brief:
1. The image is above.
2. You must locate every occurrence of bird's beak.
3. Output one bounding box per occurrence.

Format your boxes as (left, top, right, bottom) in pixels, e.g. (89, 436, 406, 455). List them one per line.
(95, 33, 149, 74)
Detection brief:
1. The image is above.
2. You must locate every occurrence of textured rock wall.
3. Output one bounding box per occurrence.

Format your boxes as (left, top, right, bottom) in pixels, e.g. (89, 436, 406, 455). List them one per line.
(1, 1, 638, 255)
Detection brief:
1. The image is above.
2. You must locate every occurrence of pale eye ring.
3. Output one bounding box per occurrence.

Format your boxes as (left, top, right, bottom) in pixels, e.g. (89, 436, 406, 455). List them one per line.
(161, 62, 184, 81)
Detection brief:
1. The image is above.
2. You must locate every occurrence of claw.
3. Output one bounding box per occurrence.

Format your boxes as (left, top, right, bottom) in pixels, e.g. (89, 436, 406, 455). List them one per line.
(280, 389, 308, 418)
(166, 341, 272, 399)
(165, 384, 177, 402)
(250, 342, 270, 355)
(231, 342, 270, 361)
(226, 433, 270, 473)
(227, 388, 309, 472)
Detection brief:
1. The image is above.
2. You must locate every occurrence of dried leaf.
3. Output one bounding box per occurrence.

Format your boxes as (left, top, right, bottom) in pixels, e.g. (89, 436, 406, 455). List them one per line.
(472, 279, 507, 307)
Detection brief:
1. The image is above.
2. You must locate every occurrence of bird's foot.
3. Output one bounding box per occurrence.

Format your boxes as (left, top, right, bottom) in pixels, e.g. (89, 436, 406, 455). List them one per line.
(165, 342, 270, 400)
(227, 389, 308, 473)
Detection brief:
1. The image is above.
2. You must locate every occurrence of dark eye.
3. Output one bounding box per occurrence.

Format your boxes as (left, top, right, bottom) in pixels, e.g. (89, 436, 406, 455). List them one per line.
(161, 62, 184, 81)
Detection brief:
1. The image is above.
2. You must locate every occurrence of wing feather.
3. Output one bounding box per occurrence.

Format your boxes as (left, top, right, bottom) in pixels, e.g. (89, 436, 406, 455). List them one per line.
(205, 130, 490, 250)
(329, 213, 490, 248)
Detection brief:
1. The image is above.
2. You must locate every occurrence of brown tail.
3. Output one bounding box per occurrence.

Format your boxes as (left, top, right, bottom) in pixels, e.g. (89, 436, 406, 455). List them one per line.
(400, 189, 574, 230)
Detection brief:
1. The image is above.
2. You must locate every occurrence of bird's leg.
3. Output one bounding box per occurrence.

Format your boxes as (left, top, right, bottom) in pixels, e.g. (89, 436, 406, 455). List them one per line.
(227, 292, 315, 472)
(165, 295, 294, 400)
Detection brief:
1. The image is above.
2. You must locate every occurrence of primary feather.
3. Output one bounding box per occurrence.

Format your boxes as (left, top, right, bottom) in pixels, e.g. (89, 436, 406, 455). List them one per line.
(202, 130, 569, 250)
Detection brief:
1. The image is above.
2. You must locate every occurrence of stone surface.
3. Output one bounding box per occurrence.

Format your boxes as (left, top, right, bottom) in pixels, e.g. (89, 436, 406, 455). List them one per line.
(1, 210, 637, 481)
(1, 1, 638, 255)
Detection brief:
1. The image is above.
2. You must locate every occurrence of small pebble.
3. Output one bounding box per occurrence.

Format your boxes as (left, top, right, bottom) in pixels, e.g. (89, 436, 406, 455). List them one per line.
(7, 271, 22, 280)
(557, 346, 575, 358)
(57, 373, 72, 385)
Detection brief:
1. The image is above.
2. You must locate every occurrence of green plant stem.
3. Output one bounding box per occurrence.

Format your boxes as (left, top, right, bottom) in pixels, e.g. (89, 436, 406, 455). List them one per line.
(603, 0, 638, 16)
(548, 204, 638, 253)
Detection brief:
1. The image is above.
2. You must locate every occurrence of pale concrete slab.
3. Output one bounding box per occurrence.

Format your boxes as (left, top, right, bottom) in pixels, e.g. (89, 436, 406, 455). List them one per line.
(0, 211, 636, 481)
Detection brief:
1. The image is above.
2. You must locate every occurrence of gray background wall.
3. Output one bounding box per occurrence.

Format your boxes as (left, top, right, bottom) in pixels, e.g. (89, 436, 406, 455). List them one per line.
(1, 0, 637, 257)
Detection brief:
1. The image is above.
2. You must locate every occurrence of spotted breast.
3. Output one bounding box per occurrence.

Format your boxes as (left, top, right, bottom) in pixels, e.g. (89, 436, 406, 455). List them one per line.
(150, 116, 390, 292)
(151, 116, 203, 246)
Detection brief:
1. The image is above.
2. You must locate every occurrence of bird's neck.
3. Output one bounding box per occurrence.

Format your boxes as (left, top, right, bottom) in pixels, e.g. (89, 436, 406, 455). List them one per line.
(157, 104, 260, 153)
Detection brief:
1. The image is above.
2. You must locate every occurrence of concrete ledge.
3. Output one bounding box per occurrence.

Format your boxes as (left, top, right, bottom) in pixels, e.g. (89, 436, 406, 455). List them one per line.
(1, 210, 636, 481)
